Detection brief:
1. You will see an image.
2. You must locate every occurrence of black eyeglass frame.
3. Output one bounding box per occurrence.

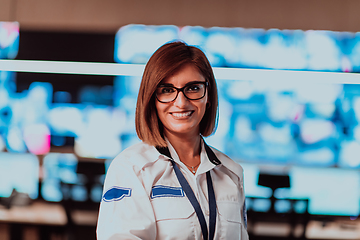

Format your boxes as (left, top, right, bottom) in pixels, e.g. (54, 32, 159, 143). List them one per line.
(155, 81, 209, 103)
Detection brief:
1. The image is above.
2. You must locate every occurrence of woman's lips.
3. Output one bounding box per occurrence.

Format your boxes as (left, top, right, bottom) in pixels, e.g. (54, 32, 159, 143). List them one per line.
(170, 111, 194, 118)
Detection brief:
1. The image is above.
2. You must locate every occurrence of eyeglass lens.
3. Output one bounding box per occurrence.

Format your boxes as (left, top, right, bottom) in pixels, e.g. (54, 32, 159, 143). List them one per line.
(156, 82, 207, 103)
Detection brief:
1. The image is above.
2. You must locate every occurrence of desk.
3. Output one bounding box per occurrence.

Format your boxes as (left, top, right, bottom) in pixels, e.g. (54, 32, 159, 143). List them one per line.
(0, 201, 67, 225)
(0, 200, 99, 240)
(306, 219, 360, 239)
(0, 201, 67, 240)
(248, 219, 360, 239)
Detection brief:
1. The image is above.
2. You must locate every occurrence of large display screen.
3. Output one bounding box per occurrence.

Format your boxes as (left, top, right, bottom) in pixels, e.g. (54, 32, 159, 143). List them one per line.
(115, 24, 360, 73)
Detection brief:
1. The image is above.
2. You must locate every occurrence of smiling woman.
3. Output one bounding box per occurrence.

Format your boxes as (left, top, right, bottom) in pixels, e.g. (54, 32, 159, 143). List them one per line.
(155, 64, 209, 144)
(96, 41, 249, 240)
(135, 41, 219, 148)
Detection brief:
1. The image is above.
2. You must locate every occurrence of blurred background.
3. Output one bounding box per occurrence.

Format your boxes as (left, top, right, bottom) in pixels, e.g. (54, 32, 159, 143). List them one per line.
(1, 0, 360, 239)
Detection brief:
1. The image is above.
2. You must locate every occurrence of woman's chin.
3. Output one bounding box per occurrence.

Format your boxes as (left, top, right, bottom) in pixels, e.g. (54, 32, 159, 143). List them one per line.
(164, 125, 199, 138)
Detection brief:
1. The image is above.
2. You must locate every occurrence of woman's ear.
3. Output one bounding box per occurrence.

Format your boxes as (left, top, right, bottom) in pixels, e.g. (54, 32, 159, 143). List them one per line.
(206, 102, 211, 109)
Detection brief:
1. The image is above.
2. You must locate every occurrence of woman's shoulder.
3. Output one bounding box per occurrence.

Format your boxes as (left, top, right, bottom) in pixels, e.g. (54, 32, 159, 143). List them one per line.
(209, 146, 244, 178)
(110, 141, 160, 168)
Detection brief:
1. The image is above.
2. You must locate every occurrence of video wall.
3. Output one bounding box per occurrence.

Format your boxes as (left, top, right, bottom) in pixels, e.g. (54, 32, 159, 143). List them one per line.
(115, 24, 360, 72)
(1, 23, 360, 216)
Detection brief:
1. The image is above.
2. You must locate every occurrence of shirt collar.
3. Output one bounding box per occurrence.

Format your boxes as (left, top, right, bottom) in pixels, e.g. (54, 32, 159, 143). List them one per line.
(155, 138, 221, 175)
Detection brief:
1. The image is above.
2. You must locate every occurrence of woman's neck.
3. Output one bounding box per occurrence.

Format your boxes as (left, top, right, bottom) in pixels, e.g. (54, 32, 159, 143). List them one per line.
(165, 132, 202, 169)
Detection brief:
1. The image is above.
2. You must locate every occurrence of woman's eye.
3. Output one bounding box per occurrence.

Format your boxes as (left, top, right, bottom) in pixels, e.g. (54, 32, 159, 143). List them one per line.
(186, 84, 201, 92)
(160, 87, 175, 94)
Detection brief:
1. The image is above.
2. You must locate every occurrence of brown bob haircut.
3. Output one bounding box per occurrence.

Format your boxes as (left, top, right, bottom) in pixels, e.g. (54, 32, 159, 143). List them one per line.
(135, 41, 218, 147)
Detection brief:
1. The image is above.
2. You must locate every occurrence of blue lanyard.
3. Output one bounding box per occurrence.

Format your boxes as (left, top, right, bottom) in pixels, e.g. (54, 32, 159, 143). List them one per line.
(157, 142, 220, 240)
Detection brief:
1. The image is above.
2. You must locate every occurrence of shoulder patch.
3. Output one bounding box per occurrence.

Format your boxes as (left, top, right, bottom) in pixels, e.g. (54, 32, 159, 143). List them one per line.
(102, 186, 132, 202)
(151, 185, 184, 199)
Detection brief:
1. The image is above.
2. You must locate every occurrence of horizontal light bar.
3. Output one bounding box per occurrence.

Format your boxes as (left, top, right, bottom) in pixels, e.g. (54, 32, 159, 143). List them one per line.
(1, 59, 360, 84)
(214, 67, 360, 85)
(0, 60, 145, 77)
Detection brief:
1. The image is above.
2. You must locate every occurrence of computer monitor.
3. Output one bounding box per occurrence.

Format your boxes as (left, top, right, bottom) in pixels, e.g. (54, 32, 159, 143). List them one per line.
(0, 152, 39, 199)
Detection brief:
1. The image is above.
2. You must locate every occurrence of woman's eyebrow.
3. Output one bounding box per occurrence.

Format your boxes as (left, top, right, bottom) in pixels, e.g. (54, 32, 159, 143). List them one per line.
(184, 80, 206, 85)
(158, 83, 174, 87)
(159, 81, 205, 87)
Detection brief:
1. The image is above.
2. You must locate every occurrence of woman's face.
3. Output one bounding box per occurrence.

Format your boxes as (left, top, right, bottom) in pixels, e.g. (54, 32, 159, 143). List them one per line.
(155, 64, 208, 139)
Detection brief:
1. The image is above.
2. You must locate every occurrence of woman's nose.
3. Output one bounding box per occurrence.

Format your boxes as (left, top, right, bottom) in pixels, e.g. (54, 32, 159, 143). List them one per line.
(173, 91, 188, 107)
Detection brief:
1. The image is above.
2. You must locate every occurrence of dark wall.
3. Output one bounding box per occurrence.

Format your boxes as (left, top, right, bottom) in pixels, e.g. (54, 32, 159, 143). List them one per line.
(16, 30, 115, 62)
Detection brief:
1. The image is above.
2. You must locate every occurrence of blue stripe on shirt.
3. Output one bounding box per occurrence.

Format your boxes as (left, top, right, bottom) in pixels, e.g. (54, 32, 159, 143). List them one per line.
(151, 185, 184, 199)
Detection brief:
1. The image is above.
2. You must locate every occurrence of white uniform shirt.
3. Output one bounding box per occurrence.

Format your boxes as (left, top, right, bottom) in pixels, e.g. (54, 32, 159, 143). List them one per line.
(97, 140, 249, 240)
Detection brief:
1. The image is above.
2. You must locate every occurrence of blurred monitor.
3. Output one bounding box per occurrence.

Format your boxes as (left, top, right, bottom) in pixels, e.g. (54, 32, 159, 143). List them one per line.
(41, 153, 105, 203)
(242, 163, 360, 216)
(0, 152, 39, 199)
(115, 24, 360, 72)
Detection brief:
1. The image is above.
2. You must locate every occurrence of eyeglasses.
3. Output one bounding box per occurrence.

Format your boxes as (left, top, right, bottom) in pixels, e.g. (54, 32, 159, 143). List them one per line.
(155, 81, 208, 103)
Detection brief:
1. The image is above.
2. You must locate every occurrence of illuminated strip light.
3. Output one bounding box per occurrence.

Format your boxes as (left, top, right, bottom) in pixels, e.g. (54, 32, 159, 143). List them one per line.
(0, 60, 145, 77)
(214, 67, 360, 85)
(1, 59, 360, 84)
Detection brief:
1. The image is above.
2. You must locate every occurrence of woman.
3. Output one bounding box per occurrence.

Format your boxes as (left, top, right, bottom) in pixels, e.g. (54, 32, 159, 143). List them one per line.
(97, 41, 249, 240)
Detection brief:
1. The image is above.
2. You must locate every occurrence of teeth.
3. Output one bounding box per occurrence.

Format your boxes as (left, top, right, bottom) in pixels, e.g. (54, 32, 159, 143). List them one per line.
(172, 112, 192, 118)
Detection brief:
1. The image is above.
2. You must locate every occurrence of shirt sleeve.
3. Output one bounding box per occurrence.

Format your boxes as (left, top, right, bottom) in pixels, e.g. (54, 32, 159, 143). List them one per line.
(239, 170, 249, 240)
(96, 158, 156, 240)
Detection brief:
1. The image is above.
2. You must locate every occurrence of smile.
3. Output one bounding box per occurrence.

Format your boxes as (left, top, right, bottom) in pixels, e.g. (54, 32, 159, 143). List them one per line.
(171, 111, 193, 118)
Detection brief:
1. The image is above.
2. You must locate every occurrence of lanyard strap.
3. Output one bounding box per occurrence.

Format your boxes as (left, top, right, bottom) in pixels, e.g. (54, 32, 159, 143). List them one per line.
(206, 170, 216, 240)
(156, 141, 220, 240)
(170, 161, 216, 240)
